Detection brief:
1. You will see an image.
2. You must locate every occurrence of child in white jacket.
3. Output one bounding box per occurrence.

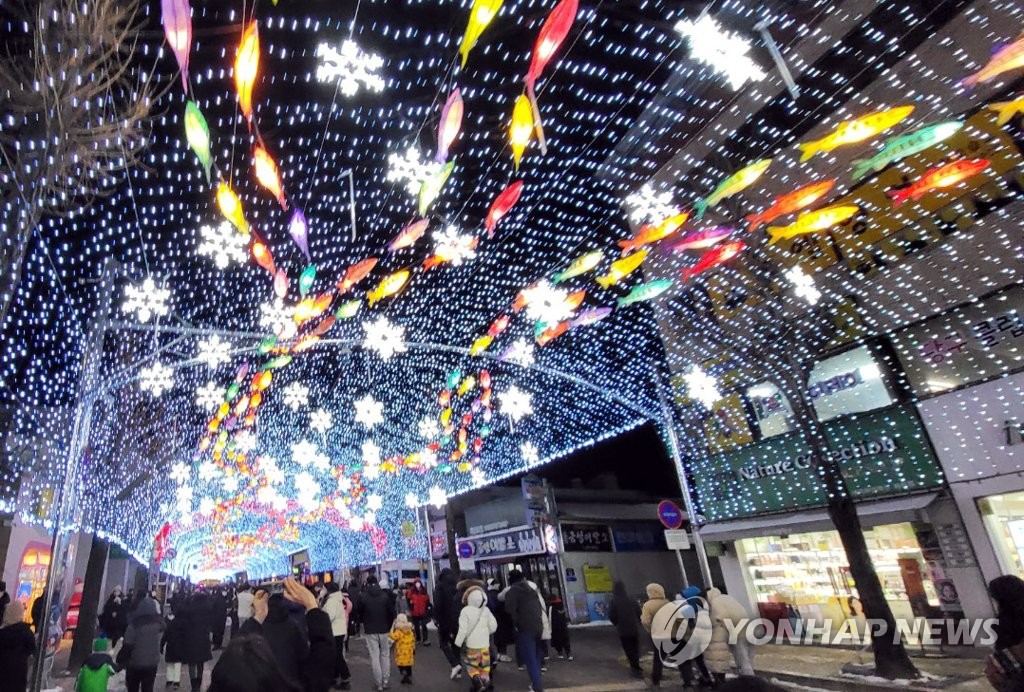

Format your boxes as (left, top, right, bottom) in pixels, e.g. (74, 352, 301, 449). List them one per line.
(455, 587, 498, 691)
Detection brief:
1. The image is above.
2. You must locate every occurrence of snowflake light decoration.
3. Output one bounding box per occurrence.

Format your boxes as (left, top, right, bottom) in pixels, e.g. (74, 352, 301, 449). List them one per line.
(294, 472, 322, 508)
(170, 462, 191, 485)
(419, 448, 439, 469)
(363, 511, 377, 525)
(499, 385, 534, 422)
(361, 439, 382, 466)
(139, 361, 173, 397)
(418, 415, 439, 439)
(504, 338, 536, 368)
(785, 265, 821, 305)
(176, 485, 193, 507)
(683, 365, 721, 409)
(386, 146, 441, 196)
(522, 281, 573, 325)
(292, 439, 328, 470)
(354, 394, 384, 429)
(198, 497, 217, 516)
(521, 441, 540, 465)
(196, 335, 233, 369)
(471, 468, 487, 487)
(260, 456, 285, 487)
(123, 277, 170, 323)
(310, 409, 333, 433)
(624, 183, 679, 225)
(362, 317, 407, 360)
(349, 516, 365, 532)
(221, 475, 239, 494)
(316, 40, 386, 96)
(234, 431, 257, 453)
(197, 221, 248, 269)
(675, 14, 766, 90)
(198, 461, 220, 482)
(405, 493, 419, 509)
(195, 381, 222, 411)
(366, 494, 383, 512)
(363, 463, 381, 480)
(338, 476, 353, 493)
(283, 382, 310, 411)
(428, 486, 447, 509)
(432, 226, 477, 266)
(260, 299, 297, 340)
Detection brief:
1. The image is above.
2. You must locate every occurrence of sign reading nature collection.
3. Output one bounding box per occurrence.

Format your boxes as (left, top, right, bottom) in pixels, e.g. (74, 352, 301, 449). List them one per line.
(690, 403, 944, 522)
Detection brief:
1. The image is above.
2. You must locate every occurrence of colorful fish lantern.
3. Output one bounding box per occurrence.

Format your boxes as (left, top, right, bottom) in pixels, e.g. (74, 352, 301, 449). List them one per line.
(418, 160, 455, 216)
(670, 226, 734, 252)
(885, 159, 990, 208)
(797, 106, 914, 162)
(553, 251, 602, 283)
(184, 101, 212, 182)
(253, 145, 287, 210)
(389, 219, 429, 252)
(694, 160, 771, 219)
(437, 89, 464, 163)
(471, 335, 493, 355)
(618, 212, 689, 253)
(510, 94, 534, 171)
(536, 321, 569, 346)
(299, 265, 317, 298)
(745, 180, 836, 232)
(367, 270, 411, 306)
(766, 205, 859, 245)
(487, 315, 510, 338)
(988, 97, 1024, 125)
(962, 36, 1024, 89)
(216, 182, 249, 234)
(250, 233, 275, 274)
(596, 249, 647, 289)
(161, 0, 192, 91)
(235, 21, 260, 123)
(288, 209, 310, 261)
(523, 0, 578, 153)
(459, 0, 505, 67)
(851, 122, 962, 181)
(681, 242, 744, 283)
(337, 258, 378, 294)
(570, 307, 612, 328)
(273, 269, 288, 298)
(485, 181, 523, 237)
(335, 299, 361, 319)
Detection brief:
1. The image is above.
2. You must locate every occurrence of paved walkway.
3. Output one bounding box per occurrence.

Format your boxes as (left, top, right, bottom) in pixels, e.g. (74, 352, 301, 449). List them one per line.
(42, 624, 988, 692)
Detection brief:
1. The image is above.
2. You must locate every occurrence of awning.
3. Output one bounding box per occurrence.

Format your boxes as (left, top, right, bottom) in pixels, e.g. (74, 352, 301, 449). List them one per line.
(697, 493, 939, 542)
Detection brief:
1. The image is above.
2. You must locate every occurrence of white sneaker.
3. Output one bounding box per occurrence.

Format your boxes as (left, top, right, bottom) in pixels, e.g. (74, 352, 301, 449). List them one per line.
(450, 665, 461, 680)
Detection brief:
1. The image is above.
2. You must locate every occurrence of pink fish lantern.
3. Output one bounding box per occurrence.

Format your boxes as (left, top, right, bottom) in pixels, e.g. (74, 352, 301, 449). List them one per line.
(161, 0, 192, 91)
(274, 269, 289, 299)
(289, 209, 310, 261)
(437, 88, 464, 163)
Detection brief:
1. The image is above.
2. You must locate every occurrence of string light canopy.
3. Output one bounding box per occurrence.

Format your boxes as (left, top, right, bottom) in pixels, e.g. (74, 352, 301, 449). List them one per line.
(0, 0, 1021, 578)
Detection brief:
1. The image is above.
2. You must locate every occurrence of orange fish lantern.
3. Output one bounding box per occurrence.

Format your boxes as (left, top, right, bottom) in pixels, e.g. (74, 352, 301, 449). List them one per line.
(250, 233, 275, 274)
(253, 144, 287, 210)
(681, 241, 745, 283)
(235, 21, 260, 123)
(744, 179, 836, 232)
(487, 315, 510, 337)
(337, 258, 378, 294)
(618, 212, 688, 253)
(537, 321, 569, 346)
(565, 289, 586, 312)
(389, 219, 429, 252)
(523, 0, 578, 153)
(485, 181, 523, 237)
(886, 159, 990, 207)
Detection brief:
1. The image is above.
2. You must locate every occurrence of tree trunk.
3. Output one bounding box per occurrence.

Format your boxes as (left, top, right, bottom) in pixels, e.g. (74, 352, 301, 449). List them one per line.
(67, 535, 108, 672)
(444, 503, 459, 573)
(778, 364, 919, 680)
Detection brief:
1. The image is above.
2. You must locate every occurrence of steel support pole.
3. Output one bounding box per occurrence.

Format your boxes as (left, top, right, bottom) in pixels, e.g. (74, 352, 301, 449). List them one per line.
(421, 505, 436, 590)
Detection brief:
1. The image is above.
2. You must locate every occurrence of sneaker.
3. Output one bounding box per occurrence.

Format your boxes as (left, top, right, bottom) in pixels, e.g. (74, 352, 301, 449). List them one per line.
(450, 665, 462, 680)
(541, 666, 548, 672)
(558, 654, 565, 659)
(567, 655, 574, 661)
(517, 666, 525, 671)
(498, 654, 512, 662)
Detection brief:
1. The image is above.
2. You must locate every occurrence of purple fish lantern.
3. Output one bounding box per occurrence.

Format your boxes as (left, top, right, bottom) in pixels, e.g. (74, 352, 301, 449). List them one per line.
(436, 88, 464, 163)
(162, 0, 192, 91)
(289, 209, 311, 261)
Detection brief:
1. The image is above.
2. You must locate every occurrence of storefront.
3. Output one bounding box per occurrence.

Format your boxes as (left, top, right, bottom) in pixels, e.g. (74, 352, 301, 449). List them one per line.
(457, 525, 564, 604)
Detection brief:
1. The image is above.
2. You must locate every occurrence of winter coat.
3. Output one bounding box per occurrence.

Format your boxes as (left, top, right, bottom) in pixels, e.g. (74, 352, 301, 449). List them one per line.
(608, 585, 642, 638)
(640, 583, 669, 633)
(549, 603, 570, 650)
(123, 597, 167, 669)
(0, 621, 35, 692)
(389, 626, 416, 666)
(241, 607, 334, 692)
(491, 590, 514, 649)
(356, 584, 396, 635)
(504, 580, 544, 637)
(395, 591, 409, 616)
(209, 593, 228, 634)
(162, 614, 187, 663)
(528, 582, 552, 640)
(704, 587, 750, 674)
(322, 592, 348, 638)
(455, 589, 497, 650)
(177, 596, 213, 664)
(100, 595, 127, 639)
(433, 571, 459, 635)
(259, 597, 309, 688)
(75, 652, 117, 692)
(408, 588, 430, 618)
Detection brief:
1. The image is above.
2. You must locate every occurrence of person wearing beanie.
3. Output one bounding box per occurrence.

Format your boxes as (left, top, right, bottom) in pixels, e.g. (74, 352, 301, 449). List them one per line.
(75, 638, 118, 692)
(389, 613, 417, 685)
(455, 587, 498, 691)
(548, 597, 572, 660)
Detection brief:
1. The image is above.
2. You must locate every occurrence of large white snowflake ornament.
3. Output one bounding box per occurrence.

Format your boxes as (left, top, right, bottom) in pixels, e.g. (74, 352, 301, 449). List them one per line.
(683, 365, 721, 409)
(785, 265, 821, 305)
(354, 394, 384, 429)
(283, 382, 310, 411)
(387, 146, 441, 196)
(362, 317, 407, 360)
(432, 226, 477, 266)
(260, 299, 297, 340)
(503, 338, 536, 368)
(316, 40, 386, 96)
(499, 386, 533, 422)
(294, 472, 322, 508)
(405, 493, 419, 509)
(366, 494, 383, 512)
(309, 409, 333, 434)
(418, 415, 439, 439)
(521, 441, 540, 465)
(198, 461, 220, 482)
(196, 335, 233, 369)
(428, 486, 447, 509)
(361, 439, 382, 466)
(198, 497, 217, 516)
(624, 183, 680, 225)
(198, 221, 248, 269)
(195, 380, 223, 411)
(139, 361, 174, 397)
(522, 281, 573, 325)
(292, 439, 328, 470)
(170, 462, 191, 485)
(471, 468, 487, 487)
(260, 456, 284, 487)
(234, 431, 257, 453)
(676, 14, 766, 90)
(123, 277, 170, 323)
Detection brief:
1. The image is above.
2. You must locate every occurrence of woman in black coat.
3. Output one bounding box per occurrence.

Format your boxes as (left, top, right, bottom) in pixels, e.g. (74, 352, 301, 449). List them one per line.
(608, 580, 644, 679)
(179, 593, 214, 692)
(0, 600, 37, 692)
(100, 588, 128, 648)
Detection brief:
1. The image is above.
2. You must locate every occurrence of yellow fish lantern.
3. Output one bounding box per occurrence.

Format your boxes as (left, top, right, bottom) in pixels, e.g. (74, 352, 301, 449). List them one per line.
(216, 182, 249, 234)
(766, 204, 860, 245)
(459, 0, 504, 67)
(470, 335, 493, 355)
(366, 269, 410, 306)
(797, 105, 914, 161)
(596, 249, 648, 289)
(510, 93, 534, 170)
(235, 21, 260, 124)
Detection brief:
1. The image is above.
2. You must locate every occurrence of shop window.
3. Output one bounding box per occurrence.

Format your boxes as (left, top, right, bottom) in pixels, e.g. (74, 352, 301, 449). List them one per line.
(979, 492, 1024, 576)
(16, 542, 51, 619)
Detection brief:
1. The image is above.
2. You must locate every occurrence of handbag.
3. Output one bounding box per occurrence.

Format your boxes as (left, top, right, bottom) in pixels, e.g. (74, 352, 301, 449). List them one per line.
(115, 642, 134, 669)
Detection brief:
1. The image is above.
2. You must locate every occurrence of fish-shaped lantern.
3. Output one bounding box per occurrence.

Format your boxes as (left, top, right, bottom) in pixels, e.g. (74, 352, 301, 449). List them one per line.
(744, 179, 836, 232)
(553, 251, 603, 283)
(596, 249, 648, 289)
(161, 0, 192, 90)
(485, 181, 523, 236)
(680, 242, 745, 283)
(253, 145, 287, 210)
(487, 315, 510, 337)
(298, 265, 317, 298)
(618, 212, 689, 252)
(766, 205, 859, 245)
(470, 335, 493, 356)
(962, 36, 1024, 89)
(216, 182, 249, 234)
(988, 97, 1024, 125)
(273, 269, 288, 298)
(437, 89, 464, 163)
(337, 258, 378, 294)
(418, 161, 455, 216)
(389, 219, 429, 252)
(694, 160, 771, 219)
(523, 0, 578, 154)
(335, 299, 361, 319)
(367, 270, 411, 306)
(235, 21, 260, 123)
(184, 101, 212, 182)
(569, 307, 612, 328)
(510, 94, 534, 170)
(459, 0, 505, 67)
(797, 106, 914, 162)
(617, 279, 673, 308)
(851, 122, 962, 181)
(288, 209, 310, 261)
(536, 321, 569, 346)
(885, 159, 990, 208)
(670, 226, 734, 252)
(250, 233, 275, 274)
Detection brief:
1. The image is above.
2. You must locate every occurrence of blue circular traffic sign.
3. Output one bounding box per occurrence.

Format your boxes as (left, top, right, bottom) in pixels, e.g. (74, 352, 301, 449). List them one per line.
(658, 500, 684, 529)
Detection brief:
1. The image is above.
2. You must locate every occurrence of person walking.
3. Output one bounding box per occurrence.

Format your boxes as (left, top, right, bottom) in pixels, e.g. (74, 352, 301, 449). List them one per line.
(389, 613, 417, 685)
(548, 597, 571, 661)
(346, 579, 362, 639)
(395, 586, 409, 617)
(356, 574, 397, 692)
(209, 588, 228, 651)
(321, 582, 351, 690)
(679, 586, 715, 686)
(179, 592, 213, 692)
(455, 585, 498, 692)
(100, 587, 128, 649)
(706, 587, 755, 679)
(0, 581, 9, 624)
(162, 606, 187, 690)
(75, 638, 118, 692)
(608, 581, 643, 679)
(433, 568, 462, 680)
(407, 581, 430, 646)
(640, 582, 684, 688)
(0, 600, 36, 692)
(986, 575, 1024, 689)
(503, 570, 544, 692)
(488, 578, 513, 663)
(236, 583, 254, 634)
(256, 593, 309, 690)
(122, 596, 167, 692)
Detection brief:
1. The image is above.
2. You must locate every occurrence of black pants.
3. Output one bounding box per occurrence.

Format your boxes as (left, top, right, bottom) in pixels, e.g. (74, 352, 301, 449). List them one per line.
(680, 654, 713, 685)
(126, 666, 157, 692)
(620, 635, 641, 671)
(553, 643, 571, 657)
(333, 635, 351, 681)
(188, 662, 205, 692)
(649, 635, 684, 686)
(412, 615, 429, 643)
(438, 629, 460, 667)
(399, 665, 413, 681)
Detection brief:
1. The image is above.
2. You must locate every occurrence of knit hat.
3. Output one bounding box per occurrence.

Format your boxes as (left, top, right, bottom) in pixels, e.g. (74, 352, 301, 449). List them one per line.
(394, 613, 413, 630)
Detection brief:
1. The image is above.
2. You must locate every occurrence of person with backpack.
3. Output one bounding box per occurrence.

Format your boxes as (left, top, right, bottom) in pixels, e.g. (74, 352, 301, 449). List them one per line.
(75, 638, 118, 692)
(503, 570, 545, 692)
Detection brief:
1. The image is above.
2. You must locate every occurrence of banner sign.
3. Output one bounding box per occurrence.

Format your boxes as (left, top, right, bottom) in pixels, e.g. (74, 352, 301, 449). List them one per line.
(561, 523, 613, 552)
(456, 526, 545, 560)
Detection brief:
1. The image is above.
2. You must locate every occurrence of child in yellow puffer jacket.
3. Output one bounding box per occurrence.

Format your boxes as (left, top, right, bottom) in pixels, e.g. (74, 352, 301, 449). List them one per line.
(389, 613, 417, 685)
